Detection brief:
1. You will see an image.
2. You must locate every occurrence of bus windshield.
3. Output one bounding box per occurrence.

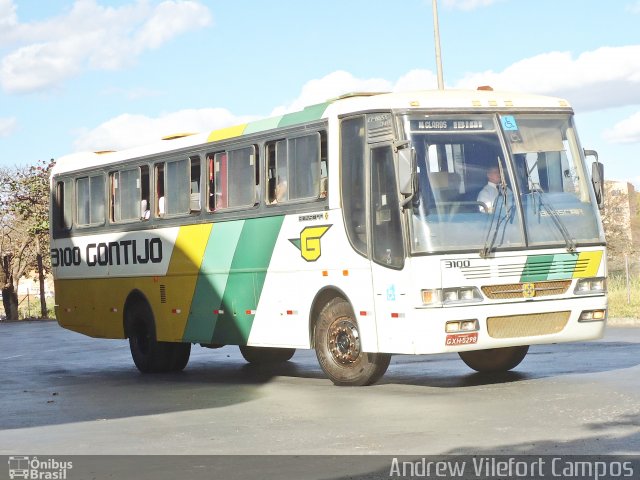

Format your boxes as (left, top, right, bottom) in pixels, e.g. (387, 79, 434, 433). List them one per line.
(401, 113, 604, 254)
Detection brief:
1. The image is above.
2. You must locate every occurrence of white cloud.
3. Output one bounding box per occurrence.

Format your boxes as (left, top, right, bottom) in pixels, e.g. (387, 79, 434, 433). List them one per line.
(454, 46, 640, 111)
(73, 108, 256, 152)
(270, 71, 392, 116)
(0, 116, 16, 137)
(603, 111, 640, 144)
(0, 0, 212, 94)
(442, 0, 503, 11)
(74, 41, 640, 153)
(0, 0, 17, 30)
(393, 69, 440, 91)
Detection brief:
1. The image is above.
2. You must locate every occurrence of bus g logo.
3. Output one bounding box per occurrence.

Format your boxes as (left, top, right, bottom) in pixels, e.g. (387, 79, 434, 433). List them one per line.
(522, 282, 536, 298)
(289, 225, 332, 262)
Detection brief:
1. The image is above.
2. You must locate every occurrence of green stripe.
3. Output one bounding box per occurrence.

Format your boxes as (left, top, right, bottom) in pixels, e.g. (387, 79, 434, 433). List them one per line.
(547, 253, 578, 280)
(520, 253, 579, 282)
(182, 221, 245, 343)
(210, 216, 285, 345)
(277, 102, 330, 128)
(243, 116, 283, 135)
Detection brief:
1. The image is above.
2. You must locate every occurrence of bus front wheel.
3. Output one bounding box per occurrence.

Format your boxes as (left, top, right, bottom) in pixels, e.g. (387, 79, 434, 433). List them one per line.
(127, 302, 191, 373)
(458, 345, 529, 373)
(314, 297, 390, 386)
(239, 346, 295, 364)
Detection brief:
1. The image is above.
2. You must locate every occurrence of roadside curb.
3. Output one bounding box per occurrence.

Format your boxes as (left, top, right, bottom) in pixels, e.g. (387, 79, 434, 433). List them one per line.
(608, 317, 640, 328)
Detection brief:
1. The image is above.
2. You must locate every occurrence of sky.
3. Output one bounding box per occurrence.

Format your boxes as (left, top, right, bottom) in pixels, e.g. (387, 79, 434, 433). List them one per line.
(1, 0, 640, 187)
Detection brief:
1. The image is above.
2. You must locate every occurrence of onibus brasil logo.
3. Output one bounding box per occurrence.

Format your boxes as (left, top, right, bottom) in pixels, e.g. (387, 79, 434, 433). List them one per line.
(8, 456, 73, 479)
(289, 225, 332, 262)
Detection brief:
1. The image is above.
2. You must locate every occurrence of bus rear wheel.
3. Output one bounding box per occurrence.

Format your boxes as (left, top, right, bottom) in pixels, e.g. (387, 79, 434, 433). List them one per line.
(127, 302, 191, 373)
(458, 345, 529, 373)
(314, 297, 390, 386)
(239, 346, 295, 364)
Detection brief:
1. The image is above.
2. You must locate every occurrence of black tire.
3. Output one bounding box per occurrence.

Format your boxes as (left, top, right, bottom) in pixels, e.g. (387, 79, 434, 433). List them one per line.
(314, 297, 390, 386)
(458, 345, 529, 373)
(166, 342, 191, 372)
(239, 345, 295, 364)
(127, 302, 190, 373)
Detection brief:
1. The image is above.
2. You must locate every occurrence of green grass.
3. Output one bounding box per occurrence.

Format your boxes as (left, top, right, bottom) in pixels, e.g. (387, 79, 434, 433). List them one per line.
(0, 296, 56, 321)
(607, 274, 640, 319)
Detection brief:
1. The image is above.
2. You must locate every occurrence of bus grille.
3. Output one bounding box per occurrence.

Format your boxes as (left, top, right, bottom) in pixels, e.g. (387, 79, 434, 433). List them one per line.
(482, 280, 571, 299)
(487, 311, 571, 338)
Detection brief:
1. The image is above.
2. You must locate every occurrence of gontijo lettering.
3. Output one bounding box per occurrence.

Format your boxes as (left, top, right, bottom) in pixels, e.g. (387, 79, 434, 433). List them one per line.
(51, 237, 163, 267)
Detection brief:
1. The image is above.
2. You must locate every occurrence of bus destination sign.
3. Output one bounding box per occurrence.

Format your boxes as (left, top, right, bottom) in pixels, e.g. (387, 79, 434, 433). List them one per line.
(410, 119, 489, 132)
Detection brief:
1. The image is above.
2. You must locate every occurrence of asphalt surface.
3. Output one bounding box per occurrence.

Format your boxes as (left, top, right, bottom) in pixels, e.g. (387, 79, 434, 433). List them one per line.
(0, 320, 638, 463)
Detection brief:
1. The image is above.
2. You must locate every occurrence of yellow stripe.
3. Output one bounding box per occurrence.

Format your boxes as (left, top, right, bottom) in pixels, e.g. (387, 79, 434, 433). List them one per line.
(573, 250, 603, 278)
(154, 223, 213, 341)
(207, 124, 247, 142)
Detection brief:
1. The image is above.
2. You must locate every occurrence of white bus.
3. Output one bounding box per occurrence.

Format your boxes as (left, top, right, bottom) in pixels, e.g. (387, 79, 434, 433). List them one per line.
(50, 89, 607, 386)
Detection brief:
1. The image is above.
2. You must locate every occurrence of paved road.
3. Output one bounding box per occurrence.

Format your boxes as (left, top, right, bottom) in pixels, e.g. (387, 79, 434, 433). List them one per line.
(0, 320, 639, 458)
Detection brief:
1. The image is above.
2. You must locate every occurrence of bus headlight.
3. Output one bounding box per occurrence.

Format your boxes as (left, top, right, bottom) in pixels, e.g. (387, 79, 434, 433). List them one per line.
(579, 309, 607, 322)
(421, 287, 483, 305)
(441, 287, 483, 304)
(446, 319, 479, 333)
(574, 277, 607, 295)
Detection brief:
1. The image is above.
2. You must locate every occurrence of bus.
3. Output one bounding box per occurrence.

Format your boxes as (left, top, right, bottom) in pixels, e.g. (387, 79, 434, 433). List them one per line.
(50, 89, 607, 386)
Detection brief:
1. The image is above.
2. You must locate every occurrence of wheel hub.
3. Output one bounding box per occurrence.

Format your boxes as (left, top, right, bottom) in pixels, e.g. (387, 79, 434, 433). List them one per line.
(328, 319, 360, 365)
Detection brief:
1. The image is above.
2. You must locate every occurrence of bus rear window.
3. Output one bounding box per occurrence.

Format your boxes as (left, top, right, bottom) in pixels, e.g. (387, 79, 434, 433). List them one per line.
(54, 179, 73, 231)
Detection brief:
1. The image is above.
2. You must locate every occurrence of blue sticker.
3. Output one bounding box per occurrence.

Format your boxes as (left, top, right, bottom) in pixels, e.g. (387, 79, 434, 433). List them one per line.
(386, 284, 396, 301)
(501, 115, 519, 131)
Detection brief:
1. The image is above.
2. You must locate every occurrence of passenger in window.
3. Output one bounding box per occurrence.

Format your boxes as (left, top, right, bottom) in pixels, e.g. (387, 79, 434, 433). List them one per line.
(158, 196, 165, 215)
(275, 178, 288, 203)
(320, 177, 328, 198)
(270, 177, 288, 204)
(141, 199, 150, 220)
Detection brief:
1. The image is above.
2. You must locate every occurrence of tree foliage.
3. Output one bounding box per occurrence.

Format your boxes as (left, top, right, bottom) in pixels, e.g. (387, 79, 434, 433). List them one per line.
(0, 159, 54, 320)
(602, 182, 639, 275)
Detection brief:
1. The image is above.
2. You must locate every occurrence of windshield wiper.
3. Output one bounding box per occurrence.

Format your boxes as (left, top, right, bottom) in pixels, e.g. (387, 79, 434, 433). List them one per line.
(479, 160, 514, 258)
(531, 187, 576, 253)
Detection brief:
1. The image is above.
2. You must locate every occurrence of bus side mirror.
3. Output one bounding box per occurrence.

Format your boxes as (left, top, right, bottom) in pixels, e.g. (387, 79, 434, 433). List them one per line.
(585, 149, 604, 209)
(397, 146, 417, 197)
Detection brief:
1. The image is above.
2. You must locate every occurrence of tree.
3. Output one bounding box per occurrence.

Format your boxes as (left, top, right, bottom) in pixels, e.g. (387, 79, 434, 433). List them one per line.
(0, 160, 54, 320)
(601, 181, 638, 275)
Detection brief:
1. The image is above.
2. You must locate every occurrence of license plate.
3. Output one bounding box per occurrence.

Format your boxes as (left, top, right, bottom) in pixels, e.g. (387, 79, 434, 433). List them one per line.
(445, 332, 478, 346)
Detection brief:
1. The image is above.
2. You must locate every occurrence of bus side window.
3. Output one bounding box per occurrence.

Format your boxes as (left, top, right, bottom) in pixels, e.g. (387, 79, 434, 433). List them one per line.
(288, 133, 320, 200)
(207, 152, 228, 210)
(340, 116, 367, 256)
(155, 163, 165, 216)
(77, 175, 106, 226)
(55, 179, 73, 230)
(190, 156, 201, 212)
(370, 145, 404, 268)
(320, 130, 328, 198)
(266, 140, 286, 204)
(227, 146, 257, 207)
(111, 168, 141, 222)
(207, 154, 215, 211)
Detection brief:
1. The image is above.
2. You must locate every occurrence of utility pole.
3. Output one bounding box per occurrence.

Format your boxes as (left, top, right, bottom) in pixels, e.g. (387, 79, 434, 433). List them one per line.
(432, 0, 445, 90)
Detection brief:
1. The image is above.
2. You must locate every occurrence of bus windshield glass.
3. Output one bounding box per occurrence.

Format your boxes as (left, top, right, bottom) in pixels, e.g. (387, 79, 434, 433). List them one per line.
(401, 113, 604, 254)
(503, 114, 604, 247)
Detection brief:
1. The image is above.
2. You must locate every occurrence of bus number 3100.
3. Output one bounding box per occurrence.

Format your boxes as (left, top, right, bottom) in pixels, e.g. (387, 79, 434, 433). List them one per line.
(444, 260, 470, 269)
